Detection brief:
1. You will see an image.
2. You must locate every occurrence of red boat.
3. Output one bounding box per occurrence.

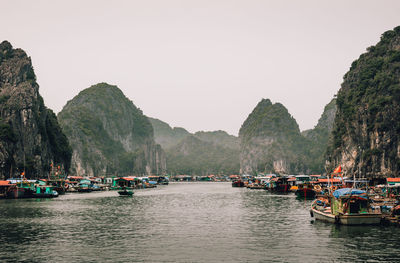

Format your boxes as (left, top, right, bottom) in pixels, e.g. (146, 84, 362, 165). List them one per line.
(232, 180, 245, 187)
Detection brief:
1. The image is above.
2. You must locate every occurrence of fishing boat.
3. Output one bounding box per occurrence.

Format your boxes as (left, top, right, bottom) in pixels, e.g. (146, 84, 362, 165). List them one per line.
(310, 188, 382, 225)
(295, 183, 316, 199)
(6, 179, 36, 199)
(247, 183, 264, 189)
(118, 189, 134, 196)
(33, 185, 59, 198)
(267, 177, 290, 193)
(232, 180, 245, 187)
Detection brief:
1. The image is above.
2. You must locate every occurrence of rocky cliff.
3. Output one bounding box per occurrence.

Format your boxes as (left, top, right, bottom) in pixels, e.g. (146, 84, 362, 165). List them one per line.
(302, 99, 337, 172)
(58, 83, 166, 176)
(326, 26, 400, 179)
(239, 99, 309, 175)
(0, 41, 71, 179)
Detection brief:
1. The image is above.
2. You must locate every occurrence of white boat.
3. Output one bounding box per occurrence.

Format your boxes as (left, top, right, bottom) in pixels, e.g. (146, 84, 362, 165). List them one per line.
(310, 188, 382, 225)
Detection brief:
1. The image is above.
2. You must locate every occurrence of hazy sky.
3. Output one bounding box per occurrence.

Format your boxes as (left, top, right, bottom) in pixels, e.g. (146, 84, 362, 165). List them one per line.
(1, 0, 400, 135)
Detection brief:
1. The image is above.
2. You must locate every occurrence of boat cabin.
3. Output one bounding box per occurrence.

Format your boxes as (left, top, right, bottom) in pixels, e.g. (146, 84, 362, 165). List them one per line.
(331, 188, 369, 215)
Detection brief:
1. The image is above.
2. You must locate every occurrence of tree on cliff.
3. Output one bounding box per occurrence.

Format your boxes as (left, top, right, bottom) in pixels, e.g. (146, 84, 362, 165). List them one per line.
(326, 26, 400, 179)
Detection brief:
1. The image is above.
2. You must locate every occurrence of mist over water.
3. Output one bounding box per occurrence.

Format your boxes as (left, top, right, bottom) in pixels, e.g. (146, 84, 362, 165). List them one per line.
(1, 182, 399, 262)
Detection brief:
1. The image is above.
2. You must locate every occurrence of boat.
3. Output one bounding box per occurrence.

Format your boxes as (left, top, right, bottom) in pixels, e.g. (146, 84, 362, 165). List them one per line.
(232, 180, 245, 187)
(267, 177, 290, 193)
(247, 183, 264, 189)
(0, 181, 14, 198)
(6, 185, 35, 198)
(118, 189, 134, 196)
(6, 179, 36, 199)
(33, 185, 59, 198)
(310, 188, 382, 225)
(295, 183, 316, 199)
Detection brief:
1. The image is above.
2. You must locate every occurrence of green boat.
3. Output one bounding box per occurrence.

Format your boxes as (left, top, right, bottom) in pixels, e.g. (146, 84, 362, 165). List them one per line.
(118, 189, 134, 196)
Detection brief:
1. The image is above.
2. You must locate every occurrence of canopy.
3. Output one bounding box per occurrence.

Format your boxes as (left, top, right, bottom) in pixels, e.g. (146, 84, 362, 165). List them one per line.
(333, 188, 366, 199)
(0, 180, 10, 186)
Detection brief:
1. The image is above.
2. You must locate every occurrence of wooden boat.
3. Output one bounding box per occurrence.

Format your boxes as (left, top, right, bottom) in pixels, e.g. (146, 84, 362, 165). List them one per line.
(33, 185, 59, 198)
(310, 188, 382, 225)
(247, 184, 264, 189)
(295, 184, 316, 199)
(6, 180, 36, 199)
(232, 180, 245, 187)
(6, 186, 35, 198)
(118, 189, 134, 196)
(77, 187, 92, 193)
(267, 177, 290, 193)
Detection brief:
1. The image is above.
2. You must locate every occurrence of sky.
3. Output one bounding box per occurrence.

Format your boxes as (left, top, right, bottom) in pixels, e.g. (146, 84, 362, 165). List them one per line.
(1, 0, 400, 136)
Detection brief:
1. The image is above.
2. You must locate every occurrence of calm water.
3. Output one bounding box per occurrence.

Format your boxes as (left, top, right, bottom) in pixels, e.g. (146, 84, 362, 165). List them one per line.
(0, 182, 399, 262)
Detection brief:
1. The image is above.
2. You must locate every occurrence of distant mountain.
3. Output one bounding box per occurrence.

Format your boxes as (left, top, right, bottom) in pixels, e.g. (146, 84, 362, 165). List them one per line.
(148, 117, 190, 149)
(194, 130, 239, 150)
(0, 41, 71, 179)
(302, 99, 337, 173)
(326, 26, 400, 178)
(166, 135, 240, 175)
(58, 83, 166, 176)
(149, 118, 240, 175)
(239, 99, 308, 175)
(302, 99, 337, 140)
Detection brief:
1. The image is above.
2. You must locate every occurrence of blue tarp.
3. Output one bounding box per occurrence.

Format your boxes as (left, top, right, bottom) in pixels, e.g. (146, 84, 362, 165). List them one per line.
(333, 188, 366, 199)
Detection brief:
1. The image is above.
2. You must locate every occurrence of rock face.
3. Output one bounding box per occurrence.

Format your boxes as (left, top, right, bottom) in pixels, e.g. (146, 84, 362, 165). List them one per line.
(326, 26, 400, 179)
(239, 98, 336, 175)
(239, 99, 308, 175)
(0, 41, 71, 179)
(302, 99, 337, 172)
(58, 83, 166, 176)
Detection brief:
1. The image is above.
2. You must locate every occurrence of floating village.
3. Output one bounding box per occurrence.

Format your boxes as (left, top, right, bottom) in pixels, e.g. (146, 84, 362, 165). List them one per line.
(1, 164, 400, 227)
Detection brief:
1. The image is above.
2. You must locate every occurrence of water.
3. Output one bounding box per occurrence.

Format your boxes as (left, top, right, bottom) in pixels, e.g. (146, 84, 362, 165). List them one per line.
(0, 182, 399, 262)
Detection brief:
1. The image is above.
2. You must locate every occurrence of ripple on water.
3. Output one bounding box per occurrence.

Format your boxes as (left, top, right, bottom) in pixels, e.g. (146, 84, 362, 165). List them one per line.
(1, 182, 400, 262)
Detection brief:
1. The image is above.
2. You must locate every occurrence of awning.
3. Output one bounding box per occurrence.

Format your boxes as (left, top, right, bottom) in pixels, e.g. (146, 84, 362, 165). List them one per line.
(387, 178, 400, 183)
(0, 180, 10, 186)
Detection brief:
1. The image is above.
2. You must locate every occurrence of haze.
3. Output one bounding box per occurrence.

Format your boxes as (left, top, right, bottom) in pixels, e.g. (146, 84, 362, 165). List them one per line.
(1, 0, 400, 135)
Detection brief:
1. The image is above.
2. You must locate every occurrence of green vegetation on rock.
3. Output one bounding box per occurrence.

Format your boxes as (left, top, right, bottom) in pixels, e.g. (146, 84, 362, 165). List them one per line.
(165, 135, 240, 175)
(150, 118, 240, 175)
(58, 83, 165, 177)
(239, 98, 336, 175)
(0, 40, 72, 178)
(326, 26, 400, 178)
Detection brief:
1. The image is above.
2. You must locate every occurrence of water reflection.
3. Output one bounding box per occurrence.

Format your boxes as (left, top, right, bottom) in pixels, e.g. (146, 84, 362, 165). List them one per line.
(0, 182, 399, 262)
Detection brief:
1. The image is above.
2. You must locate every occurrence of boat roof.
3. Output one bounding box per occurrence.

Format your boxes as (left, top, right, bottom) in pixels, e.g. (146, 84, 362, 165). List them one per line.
(295, 175, 310, 178)
(333, 188, 367, 199)
(318, 178, 341, 183)
(387, 178, 400, 183)
(0, 180, 11, 186)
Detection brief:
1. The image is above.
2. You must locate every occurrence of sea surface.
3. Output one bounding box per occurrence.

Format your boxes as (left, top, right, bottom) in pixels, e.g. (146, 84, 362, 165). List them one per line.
(0, 182, 399, 262)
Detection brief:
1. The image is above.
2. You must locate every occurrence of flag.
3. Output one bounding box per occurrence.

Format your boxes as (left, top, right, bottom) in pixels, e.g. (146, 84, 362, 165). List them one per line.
(333, 165, 342, 173)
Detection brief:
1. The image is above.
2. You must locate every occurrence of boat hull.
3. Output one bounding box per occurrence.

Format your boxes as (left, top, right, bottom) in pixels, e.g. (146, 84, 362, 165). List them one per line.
(232, 181, 244, 187)
(118, 190, 133, 196)
(311, 207, 382, 225)
(295, 188, 316, 199)
(6, 187, 34, 199)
